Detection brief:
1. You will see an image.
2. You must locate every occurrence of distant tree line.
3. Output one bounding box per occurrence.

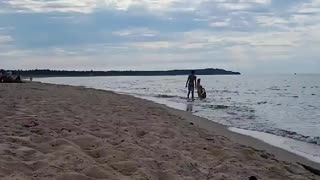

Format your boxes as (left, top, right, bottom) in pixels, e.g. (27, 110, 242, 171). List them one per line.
(6, 68, 240, 77)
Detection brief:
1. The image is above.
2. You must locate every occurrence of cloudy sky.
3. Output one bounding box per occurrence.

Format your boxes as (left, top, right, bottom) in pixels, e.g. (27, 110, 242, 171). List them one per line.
(0, 0, 319, 73)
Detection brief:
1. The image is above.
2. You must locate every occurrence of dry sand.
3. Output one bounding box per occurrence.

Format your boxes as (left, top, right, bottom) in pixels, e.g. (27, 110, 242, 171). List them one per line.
(0, 82, 319, 180)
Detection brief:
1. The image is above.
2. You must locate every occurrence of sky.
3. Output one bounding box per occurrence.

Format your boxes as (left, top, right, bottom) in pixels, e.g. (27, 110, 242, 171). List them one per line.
(0, 0, 319, 73)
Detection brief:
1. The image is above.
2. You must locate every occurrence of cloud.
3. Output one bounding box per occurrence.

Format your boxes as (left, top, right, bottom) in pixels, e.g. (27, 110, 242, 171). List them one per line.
(1, 0, 273, 14)
(0, 34, 12, 44)
(210, 18, 231, 27)
(112, 28, 159, 38)
(297, 0, 320, 13)
(0, 0, 319, 73)
(2, 0, 99, 13)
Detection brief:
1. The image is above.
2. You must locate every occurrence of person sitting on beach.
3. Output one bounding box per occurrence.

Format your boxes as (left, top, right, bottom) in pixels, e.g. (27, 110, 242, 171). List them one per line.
(0, 75, 4, 83)
(15, 75, 21, 82)
(185, 70, 197, 100)
(197, 79, 207, 99)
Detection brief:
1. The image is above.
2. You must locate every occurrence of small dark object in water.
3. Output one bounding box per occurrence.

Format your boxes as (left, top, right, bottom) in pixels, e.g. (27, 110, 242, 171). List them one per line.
(190, 122, 194, 125)
(257, 101, 267, 105)
(213, 105, 229, 109)
(249, 176, 258, 180)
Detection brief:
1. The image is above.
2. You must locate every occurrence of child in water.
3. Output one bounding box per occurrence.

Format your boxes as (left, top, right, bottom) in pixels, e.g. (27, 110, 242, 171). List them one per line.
(197, 79, 206, 99)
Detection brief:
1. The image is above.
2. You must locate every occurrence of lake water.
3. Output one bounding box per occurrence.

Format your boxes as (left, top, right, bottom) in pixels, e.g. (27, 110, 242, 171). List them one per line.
(38, 74, 320, 162)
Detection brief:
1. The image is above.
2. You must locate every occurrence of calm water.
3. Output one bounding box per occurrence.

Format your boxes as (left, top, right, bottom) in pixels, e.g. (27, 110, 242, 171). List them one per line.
(38, 75, 320, 162)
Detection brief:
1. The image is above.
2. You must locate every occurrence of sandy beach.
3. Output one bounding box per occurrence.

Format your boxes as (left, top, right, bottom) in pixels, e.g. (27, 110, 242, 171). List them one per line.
(0, 82, 319, 180)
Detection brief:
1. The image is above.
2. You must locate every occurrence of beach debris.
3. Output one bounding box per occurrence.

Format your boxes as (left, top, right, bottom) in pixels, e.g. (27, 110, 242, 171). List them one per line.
(298, 163, 320, 176)
(260, 154, 269, 159)
(204, 137, 215, 143)
(249, 176, 258, 180)
(23, 120, 39, 128)
(136, 130, 147, 138)
(30, 128, 45, 135)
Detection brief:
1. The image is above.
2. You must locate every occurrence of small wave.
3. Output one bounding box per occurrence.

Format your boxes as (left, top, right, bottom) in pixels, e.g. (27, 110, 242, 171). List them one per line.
(227, 112, 237, 115)
(206, 105, 229, 109)
(257, 101, 267, 105)
(155, 94, 186, 100)
(267, 86, 281, 91)
(213, 90, 239, 94)
(237, 125, 320, 145)
(244, 92, 256, 95)
(253, 128, 320, 145)
(156, 94, 178, 98)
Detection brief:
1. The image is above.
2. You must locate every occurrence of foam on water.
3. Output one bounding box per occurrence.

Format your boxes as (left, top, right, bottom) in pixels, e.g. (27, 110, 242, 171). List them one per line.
(229, 127, 320, 163)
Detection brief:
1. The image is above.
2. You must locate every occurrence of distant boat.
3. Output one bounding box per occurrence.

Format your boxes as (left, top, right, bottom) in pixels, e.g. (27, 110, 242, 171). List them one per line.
(294, 73, 297, 75)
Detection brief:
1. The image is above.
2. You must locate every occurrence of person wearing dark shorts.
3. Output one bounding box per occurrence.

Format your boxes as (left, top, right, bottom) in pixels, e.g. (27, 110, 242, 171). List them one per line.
(185, 70, 197, 100)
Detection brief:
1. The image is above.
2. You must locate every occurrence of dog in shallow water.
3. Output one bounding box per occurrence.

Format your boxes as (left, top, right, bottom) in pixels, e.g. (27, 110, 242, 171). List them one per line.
(249, 176, 257, 180)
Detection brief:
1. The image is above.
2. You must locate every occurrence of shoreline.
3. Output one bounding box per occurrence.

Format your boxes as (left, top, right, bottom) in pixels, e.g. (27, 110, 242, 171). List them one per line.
(39, 81, 320, 170)
(72, 83, 320, 170)
(131, 91, 320, 170)
(1, 82, 319, 179)
(38, 81, 320, 170)
(131, 94, 320, 166)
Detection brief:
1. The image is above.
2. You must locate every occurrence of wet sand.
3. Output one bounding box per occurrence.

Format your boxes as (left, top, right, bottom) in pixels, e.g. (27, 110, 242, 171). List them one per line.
(0, 82, 319, 180)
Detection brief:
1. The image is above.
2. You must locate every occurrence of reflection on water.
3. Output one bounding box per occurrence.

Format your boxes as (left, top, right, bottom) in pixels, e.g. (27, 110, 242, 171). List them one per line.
(186, 103, 193, 112)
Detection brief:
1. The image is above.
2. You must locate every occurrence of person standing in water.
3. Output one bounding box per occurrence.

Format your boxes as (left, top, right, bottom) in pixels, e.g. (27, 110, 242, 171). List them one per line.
(185, 70, 197, 100)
